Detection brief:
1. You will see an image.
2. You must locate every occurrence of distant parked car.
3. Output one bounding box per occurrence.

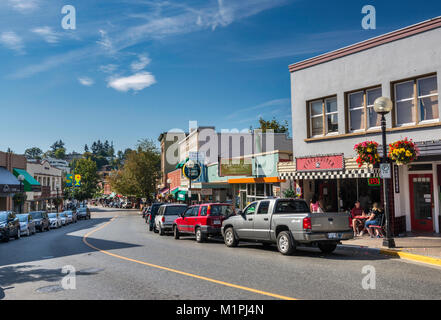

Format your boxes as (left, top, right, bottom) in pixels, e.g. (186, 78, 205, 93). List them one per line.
(154, 204, 187, 235)
(77, 207, 91, 220)
(65, 210, 77, 223)
(29, 211, 50, 232)
(0, 211, 21, 241)
(58, 212, 68, 226)
(122, 201, 132, 209)
(17, 213, 36, 236)
(173, 203, 234, 242)
(146, 203, 163, 231)
(48, 213, 62, 229)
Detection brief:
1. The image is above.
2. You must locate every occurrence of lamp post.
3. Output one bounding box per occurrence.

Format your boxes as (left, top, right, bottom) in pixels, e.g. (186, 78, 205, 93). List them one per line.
(373, 97, 396, 249)
(186, 160, 195, 205)
(17, 174, 25, 214)
(166, 178, 172, 202)
(56, 183, 60, 213)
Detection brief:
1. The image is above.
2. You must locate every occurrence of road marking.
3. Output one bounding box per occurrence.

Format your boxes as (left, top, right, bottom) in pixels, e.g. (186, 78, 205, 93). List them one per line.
(82, 216, 297, 300)
(380, 249, 441, 267)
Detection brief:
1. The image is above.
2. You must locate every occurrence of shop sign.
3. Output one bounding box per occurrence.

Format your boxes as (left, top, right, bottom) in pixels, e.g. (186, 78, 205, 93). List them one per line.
(380, 163, 391, 179)
(183, 162, 202, 180)
(201, 189, 212, 196)
(219, 158, 252, 177)
(296, 154, 344, 172)
(368, 177, 381, 186)
(394, 165, 400, 193)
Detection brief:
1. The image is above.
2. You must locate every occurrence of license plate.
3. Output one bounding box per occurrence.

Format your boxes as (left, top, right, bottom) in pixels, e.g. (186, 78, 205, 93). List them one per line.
(327, 233, 342, 239)
(213, 220, 221, 225)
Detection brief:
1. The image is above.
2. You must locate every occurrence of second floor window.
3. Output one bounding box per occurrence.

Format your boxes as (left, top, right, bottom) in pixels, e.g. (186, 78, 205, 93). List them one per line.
(348, 87, 382, 132)
(394, 75, 439, 126)
(309, 97, 338, 137)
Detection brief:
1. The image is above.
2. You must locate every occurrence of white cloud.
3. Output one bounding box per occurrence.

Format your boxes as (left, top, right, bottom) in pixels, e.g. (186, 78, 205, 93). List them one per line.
(0, 31, 25, 54)
(8, 0, 39, 12)
(107, 72, 156, 92)
(97, 30, 114, 51)
(78, 77, 95, 86)
(130, 54, 151, 72)
(31, 26, 59, 44)
(99, 64, 118, 74)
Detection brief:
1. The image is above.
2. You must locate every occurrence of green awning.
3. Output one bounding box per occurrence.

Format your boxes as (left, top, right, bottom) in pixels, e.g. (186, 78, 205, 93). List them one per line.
(176, 157, 189, 169)
(13, 168, 41, 192)
(176, 190, 187, 200)
(170, 188, 180, 196)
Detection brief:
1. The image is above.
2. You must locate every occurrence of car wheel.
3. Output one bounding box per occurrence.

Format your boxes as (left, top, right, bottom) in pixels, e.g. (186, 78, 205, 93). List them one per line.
(277, 231, 295, 256)
(149, 224, 153, 232)
(195, 228, 206, 243)
(159, 225, 165, 236)
(26, 228, 30, 237)
(2, 231, 10, 242)
(173, 225, 180, 239)
(15, 228, 20, 240)
(318, 243, 337, 254)
(153, 225, 159, 233)
(224, 227, 238, 247)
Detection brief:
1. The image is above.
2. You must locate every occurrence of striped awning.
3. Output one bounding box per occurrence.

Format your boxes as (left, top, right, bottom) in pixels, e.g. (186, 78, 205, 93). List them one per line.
(279, 168, 380, 180)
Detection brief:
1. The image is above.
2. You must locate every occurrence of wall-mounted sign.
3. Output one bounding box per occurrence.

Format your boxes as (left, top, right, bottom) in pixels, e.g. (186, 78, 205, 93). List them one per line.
(219, 158, 253, 177)
(368, 177, 381, 186)
(394, 165, 400, 193)
(296, 154, 344, 172)
(380, 163, 391, 179)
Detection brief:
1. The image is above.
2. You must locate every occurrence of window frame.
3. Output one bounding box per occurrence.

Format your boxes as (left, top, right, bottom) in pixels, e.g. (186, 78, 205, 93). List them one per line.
(392, 73, 439, 127)
(346, 86, 382, 133)
(307, 95, 338, 138)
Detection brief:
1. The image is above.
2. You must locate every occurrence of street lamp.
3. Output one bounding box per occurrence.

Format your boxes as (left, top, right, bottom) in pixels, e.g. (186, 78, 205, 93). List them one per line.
(166, 178, 172, 201)
(56, 183, 60, 213)
(17, 174, 25, 214)
(186, 160, 195, 205)
(374, 96, 395, 249)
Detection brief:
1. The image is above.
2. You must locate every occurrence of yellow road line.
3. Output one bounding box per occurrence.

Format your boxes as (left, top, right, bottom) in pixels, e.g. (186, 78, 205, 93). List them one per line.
(380, 249, 441, 267)
(82, 216, 297, 300)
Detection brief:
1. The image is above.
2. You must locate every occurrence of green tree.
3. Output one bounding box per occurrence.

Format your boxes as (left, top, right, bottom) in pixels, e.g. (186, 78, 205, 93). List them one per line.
(54, 147, 66, 159)
(69, 158, 100, 201)
(109, 139, 160, 200)
(254, 117, 289, 133)
(24, 147, 43, 160)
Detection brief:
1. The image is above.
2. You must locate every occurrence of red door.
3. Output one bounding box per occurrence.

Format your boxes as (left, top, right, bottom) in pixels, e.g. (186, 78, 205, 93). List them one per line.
(409, 174, 434, 232)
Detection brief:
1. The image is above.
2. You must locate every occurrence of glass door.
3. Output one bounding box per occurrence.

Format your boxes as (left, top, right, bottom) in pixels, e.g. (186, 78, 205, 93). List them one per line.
(409, 174, 434, 232)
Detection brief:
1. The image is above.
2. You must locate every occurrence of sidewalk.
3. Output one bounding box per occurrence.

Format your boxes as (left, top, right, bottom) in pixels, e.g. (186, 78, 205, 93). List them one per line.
(341, 233, 441, 266)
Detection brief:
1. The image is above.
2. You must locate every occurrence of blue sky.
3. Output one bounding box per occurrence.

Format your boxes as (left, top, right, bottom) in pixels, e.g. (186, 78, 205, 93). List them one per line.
(1, 0, 440, 154)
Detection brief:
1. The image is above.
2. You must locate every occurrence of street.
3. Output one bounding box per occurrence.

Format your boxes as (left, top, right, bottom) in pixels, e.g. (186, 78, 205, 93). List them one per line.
(1, 207, 440, 300)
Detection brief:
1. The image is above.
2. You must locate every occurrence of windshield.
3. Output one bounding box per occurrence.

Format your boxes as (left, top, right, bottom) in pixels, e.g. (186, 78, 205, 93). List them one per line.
(164, 206, 187, 216)
(18, 215, 28, 222)
(209, 205, 234, 217)
(65, 211, 72, 216)
(48, 213, 57, 219)
(30, 212, 42, 219)
(0, 213, 8, 222)
(274, 200, 310, 214)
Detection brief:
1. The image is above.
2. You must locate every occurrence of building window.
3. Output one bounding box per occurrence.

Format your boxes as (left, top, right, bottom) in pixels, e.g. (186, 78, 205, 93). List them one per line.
(347, 87, 382, 132)
(394, 75, 439, 126)
(308, 97, 338, 137)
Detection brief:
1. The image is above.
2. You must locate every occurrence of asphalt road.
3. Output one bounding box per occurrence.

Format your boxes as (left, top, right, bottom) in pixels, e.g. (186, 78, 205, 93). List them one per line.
(1, 207, 440, 300)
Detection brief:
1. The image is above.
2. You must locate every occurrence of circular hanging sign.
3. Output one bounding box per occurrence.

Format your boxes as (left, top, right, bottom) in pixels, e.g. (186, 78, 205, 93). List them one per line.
(183, 162, 202, 180)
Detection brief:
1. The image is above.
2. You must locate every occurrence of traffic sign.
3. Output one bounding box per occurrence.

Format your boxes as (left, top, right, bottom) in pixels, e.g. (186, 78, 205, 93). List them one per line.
(380, 163, 391, 179)
(74, 174, 81, 187)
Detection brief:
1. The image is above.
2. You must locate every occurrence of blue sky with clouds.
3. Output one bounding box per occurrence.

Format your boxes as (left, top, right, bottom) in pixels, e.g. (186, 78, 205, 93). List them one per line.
(1, 0, 440, 154)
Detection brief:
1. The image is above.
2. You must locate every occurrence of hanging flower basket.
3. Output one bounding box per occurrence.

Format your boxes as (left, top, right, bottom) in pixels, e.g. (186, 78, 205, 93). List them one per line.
(388, 137, 420, 165)
(354, 141, 380, 168)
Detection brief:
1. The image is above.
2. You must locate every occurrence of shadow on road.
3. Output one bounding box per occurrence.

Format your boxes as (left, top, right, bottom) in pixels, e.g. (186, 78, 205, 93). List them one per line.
(0, 217, 142, 267)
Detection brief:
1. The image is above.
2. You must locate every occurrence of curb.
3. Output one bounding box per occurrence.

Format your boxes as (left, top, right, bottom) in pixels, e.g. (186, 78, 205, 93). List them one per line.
(339, 244, 441, 267)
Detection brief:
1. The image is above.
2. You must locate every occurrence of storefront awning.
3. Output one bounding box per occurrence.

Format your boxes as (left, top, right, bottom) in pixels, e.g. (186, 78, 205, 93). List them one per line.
(279, 168, 381, 180)
(176, 190, 187, 200)
(0, 167, 21, 195)
(228, 177, 285, 184)
(176, 157, 189, 169)
(13, 168, 41, 192)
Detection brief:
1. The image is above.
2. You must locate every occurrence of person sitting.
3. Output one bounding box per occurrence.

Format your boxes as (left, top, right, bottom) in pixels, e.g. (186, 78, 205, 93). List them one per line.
(364, 202, 383, 238)
(351, 200, 366, 236)
(310, 195, 323, 213)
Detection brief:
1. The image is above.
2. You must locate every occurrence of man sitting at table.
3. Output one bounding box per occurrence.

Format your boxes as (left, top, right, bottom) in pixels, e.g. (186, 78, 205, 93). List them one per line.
(351, 200, 366, 236)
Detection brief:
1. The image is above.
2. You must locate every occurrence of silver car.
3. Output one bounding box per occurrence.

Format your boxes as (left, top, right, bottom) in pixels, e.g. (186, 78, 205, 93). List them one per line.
(154, 204, 187, 236)
(48, 213, 62, 228)
(58, 212, 68, 225)
(17, 213, 36, 236)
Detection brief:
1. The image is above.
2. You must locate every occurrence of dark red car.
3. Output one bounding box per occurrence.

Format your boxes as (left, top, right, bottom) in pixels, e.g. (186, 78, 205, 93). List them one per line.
(173, 203, 235, 242)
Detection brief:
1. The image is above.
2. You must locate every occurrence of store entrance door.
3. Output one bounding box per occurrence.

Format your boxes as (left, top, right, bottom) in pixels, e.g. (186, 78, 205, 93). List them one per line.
(409, 174, 434, 232)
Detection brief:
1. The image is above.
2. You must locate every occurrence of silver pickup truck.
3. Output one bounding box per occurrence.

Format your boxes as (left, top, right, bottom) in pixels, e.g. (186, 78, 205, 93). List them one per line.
(221, 198, 353, 255)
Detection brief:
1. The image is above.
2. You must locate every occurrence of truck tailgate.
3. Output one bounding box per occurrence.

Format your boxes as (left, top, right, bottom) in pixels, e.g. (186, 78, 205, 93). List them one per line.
(310, 213, 350, 232)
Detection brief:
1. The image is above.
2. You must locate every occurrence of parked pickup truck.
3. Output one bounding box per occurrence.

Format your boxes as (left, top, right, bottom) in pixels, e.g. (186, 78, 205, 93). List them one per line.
(221, 198, 353, 255)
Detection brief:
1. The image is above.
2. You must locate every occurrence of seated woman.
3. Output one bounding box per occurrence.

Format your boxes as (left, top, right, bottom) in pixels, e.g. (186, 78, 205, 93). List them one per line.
(364, 202, 383, 238)
(351, 200, 366, 236)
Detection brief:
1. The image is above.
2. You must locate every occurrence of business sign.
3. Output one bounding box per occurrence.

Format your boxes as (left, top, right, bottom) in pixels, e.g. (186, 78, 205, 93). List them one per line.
(189, 151, 205, 163)
(183, 163, 202, 180)
(380, 163, 391, 179)
(74, 174, 82, 187)
(296, 154, 344, 172)
(219, 158, 253, 177)
(66, 174, 73, 187)
(368, 177, 381, 186)
(394, 165, 400, 193)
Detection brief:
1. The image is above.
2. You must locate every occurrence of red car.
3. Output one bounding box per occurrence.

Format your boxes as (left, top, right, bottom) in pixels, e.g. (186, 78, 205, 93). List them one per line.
(173, 203, 235, 242)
